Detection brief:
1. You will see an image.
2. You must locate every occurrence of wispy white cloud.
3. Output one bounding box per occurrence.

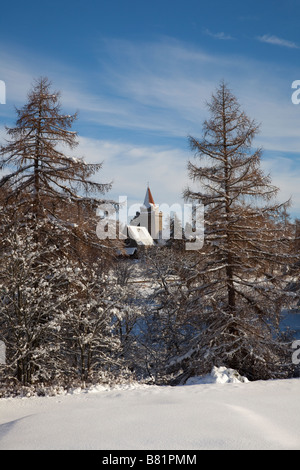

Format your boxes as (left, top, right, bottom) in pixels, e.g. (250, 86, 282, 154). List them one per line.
(204, 29, 234, 40)
(76, 135, 300, 218)
(1, 37, 300, 217)
(257, 34, 299, 49)
(75, 136, 190, 207)
(3, 37, 297, 146)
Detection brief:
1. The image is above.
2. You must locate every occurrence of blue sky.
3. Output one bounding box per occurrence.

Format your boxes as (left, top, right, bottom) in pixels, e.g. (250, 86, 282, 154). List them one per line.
(1, 0, 300, 218)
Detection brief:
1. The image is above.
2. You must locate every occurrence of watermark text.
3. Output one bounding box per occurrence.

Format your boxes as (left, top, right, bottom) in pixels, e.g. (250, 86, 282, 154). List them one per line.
(0, 341, 5, 365)
(292, 340, 300, 365)
(0, 80, 6, 104)
(96, 196, 204, 251)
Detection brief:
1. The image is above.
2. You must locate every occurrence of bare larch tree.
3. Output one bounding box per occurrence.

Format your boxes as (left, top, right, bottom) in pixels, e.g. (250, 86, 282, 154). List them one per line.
(0, 77, 113, 263)
(182, 81, 296, 381)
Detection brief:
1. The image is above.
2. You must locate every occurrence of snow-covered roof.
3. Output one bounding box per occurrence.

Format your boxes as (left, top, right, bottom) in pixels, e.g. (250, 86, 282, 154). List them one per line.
(127, 225, 154, 246)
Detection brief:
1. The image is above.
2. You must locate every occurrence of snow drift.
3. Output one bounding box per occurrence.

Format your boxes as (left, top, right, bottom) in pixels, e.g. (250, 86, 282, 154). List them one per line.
(0, 368, 300, 450)
(185, 366, 249, 385)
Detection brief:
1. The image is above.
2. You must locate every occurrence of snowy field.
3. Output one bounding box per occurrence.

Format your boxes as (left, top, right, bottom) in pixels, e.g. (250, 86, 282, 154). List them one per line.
(0, 368, 300, 450)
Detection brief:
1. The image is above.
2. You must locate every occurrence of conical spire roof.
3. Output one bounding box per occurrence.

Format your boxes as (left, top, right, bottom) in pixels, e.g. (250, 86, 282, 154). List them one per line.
(143, 185, 155, 208)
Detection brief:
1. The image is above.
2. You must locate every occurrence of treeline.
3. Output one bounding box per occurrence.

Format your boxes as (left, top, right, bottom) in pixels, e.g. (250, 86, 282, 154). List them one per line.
(0, 78, 299, 395)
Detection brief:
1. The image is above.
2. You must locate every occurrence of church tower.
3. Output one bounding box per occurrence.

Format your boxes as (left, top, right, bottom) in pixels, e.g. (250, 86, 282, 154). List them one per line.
(131, 185, 163, 240)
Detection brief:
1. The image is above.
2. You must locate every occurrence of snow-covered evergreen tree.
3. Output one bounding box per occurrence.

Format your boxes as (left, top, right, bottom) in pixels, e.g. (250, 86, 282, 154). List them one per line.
(134, 247, 200, 383)
(57, 264, 126, 385)
(0, 214, 132, 387)
(0, 215, 72, 385)
(0, 78, 121, 389)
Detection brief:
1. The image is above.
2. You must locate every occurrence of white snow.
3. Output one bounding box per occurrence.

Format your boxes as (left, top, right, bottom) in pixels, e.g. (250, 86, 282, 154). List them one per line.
(127, 226, 154, 246)
(0, 369, 300, 450)
(185, 366, 249, 385)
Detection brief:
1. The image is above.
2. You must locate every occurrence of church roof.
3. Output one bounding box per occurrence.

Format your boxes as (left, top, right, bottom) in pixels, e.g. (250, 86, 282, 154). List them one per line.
(143, 186, 155, 208)
(127, 225, 154, 246)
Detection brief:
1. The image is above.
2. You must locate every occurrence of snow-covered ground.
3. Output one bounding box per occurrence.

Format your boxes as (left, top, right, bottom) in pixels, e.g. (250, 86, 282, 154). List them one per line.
(0, 367, 299, 450)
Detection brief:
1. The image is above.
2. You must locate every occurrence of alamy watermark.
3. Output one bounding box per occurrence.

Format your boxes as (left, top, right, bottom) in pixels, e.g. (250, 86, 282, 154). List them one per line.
(0, 340, 5, 365)
(96, 196, 204, 251)
(292, 340, 300, 365)
(291, 80, 300, 104)
(0, 80, 6, 104)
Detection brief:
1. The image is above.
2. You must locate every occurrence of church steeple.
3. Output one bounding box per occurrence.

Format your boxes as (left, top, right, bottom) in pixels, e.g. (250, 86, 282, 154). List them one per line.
(143, 184, 155, 208)
(128, 185, 163, 240)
